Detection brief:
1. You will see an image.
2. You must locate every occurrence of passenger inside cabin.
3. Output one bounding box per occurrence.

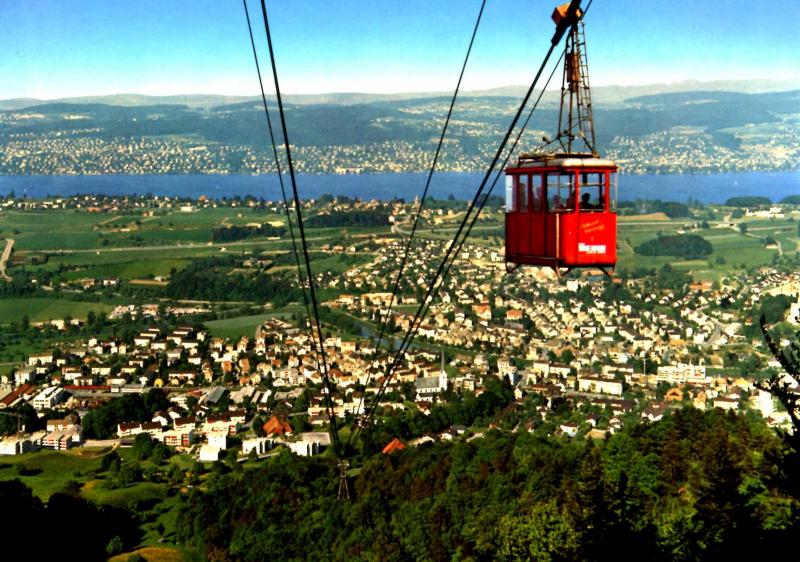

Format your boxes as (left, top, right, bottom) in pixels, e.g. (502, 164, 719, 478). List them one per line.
(580, 173, 605, 211)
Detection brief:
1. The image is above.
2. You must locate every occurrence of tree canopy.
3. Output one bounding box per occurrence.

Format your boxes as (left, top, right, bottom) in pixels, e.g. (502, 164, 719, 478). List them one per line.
(166, 257, 303, 304)
(725, 196, 771, 207)
(635, 234, 712, 259)
(212, 223, 285, 243)
(175, 408, 798, 561)
(306, 210, 389, 227)
(82, 389, 170, 439)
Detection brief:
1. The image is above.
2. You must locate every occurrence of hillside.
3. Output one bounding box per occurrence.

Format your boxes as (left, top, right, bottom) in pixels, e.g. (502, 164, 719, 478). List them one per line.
(1, 86, 798, 175)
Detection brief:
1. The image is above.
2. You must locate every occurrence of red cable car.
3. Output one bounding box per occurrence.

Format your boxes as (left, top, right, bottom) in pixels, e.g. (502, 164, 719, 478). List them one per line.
(505, 154, 617, 272)
(505, 1, 618, 275)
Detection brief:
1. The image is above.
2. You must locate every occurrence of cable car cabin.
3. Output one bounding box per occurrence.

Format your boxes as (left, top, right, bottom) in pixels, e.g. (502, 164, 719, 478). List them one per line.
(505, 154, 617, 273)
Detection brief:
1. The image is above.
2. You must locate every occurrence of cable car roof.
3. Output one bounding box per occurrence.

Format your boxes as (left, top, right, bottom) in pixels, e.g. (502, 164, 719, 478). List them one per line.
(510, 152, 617, 171)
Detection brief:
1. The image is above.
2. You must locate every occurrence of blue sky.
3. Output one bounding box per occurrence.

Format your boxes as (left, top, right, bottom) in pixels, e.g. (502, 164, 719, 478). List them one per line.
(1, 0, 798, 99)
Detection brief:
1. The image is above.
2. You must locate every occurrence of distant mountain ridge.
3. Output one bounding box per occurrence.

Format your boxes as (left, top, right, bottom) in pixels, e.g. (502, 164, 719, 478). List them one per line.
(2, 78, 799, 110)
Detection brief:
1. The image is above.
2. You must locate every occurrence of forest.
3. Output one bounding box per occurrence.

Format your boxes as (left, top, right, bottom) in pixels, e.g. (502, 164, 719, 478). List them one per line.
(211, 223, 286, 243)
(174, 408, 799, 561)
(725, 196, 772, 207)
(635, 234, 713, 259)
(165, 256, 302, 304)
(81, 390, 172, 439)
(305, 210, 389, 228)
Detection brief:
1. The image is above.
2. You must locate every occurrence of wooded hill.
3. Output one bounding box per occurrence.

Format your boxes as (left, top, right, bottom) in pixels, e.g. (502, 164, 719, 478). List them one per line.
(175, 408, 798, 561)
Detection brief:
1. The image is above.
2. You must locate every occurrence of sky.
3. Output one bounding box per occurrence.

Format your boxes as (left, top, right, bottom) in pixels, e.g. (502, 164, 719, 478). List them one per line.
(1, 0, 798, 99)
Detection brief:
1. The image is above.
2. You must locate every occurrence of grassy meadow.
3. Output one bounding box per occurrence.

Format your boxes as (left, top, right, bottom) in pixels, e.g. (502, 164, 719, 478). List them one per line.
(0, 297, 116, 323)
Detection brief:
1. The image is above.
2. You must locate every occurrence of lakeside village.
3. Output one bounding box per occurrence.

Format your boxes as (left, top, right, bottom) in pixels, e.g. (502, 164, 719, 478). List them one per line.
(2, 195, 800, 462)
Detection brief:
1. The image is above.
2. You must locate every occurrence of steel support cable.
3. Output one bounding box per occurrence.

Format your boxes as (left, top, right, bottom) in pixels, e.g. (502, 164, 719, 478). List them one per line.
(390, 48, 565, 354)
(378, 1, 589, 404)
(349, 0, 487, 448)
(399, 50, 566, 350)
(354, 0, 588, 444)
(258, 0, 342, 458)
(242, 0, 319, 361)
(353, 56, 561, 445)
(354, 45, 558, 441)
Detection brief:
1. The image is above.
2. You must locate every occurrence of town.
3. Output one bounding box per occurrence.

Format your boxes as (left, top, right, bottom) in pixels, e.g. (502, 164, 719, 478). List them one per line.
(2, 88, 799, 176)
(1, 191, 799, 558)
(1, 193, 798, 463)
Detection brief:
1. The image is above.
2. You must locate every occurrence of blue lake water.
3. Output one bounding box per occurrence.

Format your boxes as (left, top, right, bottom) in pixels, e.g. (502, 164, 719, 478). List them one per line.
(0, 171, 798, 204)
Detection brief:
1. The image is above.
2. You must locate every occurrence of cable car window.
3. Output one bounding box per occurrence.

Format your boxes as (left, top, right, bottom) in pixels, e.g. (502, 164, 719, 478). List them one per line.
(531, 174, 543, 212)
(579, 172, 604, 212)
(505, 175, 515, 212)
(516, 175, 528, 212)
(550, 173, 575, 212)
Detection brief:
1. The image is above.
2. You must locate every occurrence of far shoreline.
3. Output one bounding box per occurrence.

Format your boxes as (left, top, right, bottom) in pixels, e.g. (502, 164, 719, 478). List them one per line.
(0, 170, 798, 205)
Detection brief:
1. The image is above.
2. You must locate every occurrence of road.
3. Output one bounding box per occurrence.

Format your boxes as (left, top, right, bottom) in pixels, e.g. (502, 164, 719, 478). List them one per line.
(0, 238, 14, 281)
(693, 303, 725, 347)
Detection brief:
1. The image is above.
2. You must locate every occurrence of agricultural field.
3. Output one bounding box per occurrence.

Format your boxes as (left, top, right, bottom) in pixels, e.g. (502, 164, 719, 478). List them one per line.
(616, 213, 799, 280)
(0, 297, 115, 323)
(3, 206, 382, 288)
(2, 204, 798, 319)
(0, 207, 286, 252)
(53, 258, 193, 283)
(204, 312, 287, 340)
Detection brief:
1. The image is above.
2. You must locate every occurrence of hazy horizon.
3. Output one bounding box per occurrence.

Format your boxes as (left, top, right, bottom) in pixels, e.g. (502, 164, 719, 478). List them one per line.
(3, 77, 800, 106)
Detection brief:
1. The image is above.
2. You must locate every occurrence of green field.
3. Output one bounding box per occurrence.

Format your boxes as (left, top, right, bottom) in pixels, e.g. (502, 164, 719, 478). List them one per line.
(3, 205, 799, 297)
(82, 479, 167, 507)
(0, 447, 191, 555)
(0, 298, 115, 323)
(54, 258, 193, 282)
(205, 311, 299, 339)
(305, 253, 375, 274)
(1, 206, 300, 286)
(0, 449, 104, 500)
(0, 332, 89, 363)
(615, 218, 798, 280)
(1, 207, 288, 253)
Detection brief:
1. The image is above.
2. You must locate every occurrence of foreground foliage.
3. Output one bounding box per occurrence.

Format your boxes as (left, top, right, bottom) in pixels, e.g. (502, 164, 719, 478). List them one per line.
(1, 478, 139, 559)
(175, 408, 799, 561)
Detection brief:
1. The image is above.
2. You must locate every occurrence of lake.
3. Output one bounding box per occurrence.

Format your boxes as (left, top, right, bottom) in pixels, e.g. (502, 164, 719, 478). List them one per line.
(0, 171, 798, 204)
